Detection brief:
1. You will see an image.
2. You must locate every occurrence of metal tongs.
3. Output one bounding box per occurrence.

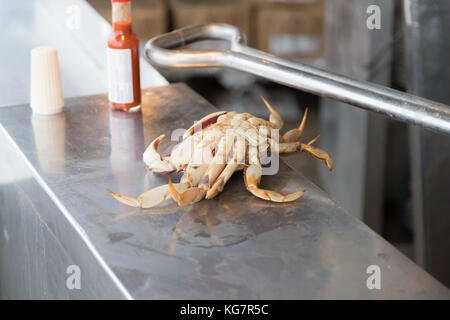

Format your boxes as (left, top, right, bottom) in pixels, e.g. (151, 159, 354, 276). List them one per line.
(144, 23, 450, 135)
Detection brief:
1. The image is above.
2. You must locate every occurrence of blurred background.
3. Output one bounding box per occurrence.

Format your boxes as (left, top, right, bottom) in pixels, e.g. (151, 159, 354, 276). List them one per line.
(86, 0, 449, 287)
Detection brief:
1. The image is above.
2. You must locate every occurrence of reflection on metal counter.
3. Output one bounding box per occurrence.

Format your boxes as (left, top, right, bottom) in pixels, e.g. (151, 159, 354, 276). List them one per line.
(0, 84, 448, 299)
(109, 108, 146, 201)
(32, 113, 66, 174)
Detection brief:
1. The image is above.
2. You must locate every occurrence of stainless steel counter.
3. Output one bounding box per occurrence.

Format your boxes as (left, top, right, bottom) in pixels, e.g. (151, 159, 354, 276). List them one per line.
(0, 84, 448, 299)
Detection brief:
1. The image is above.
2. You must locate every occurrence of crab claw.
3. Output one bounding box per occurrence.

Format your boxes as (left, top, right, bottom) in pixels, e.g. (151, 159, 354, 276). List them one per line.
(168, 178, 205, 206)
(143, 134, 176, 173)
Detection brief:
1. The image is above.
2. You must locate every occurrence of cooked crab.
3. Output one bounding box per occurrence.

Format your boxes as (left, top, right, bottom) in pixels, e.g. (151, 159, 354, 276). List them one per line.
(108, 96, 333, 208)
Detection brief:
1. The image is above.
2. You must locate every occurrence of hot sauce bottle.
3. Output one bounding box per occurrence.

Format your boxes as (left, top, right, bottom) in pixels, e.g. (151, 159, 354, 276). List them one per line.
(107, 0, 141, 111)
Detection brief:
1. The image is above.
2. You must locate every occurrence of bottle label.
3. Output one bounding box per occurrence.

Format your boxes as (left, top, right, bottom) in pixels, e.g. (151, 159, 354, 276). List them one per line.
(107, 48, 133, 104)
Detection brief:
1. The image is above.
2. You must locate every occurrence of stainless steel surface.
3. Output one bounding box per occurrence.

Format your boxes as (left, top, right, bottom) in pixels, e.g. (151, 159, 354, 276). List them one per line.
(0, 0, 167, 299)
(405, 0, 450, 287)
(0, 0, 167, 108)
(144, 23, 450, 135)
(1, 84, 449, 299)
(0, 129, 128, 299)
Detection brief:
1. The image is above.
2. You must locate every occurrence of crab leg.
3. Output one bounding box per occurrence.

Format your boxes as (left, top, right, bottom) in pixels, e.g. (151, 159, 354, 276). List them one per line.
(198, 135, 235, 190)
(260, 95, 283, 129)
(107, 190, 141, 207)
(279, 136, 333, 170)
(143, 135, 176, 173)
(244, 145, 306, 202)
(137, 182, 191, 208)
(281, 108, 308, 142)
(302, 144, 334, 171)
(206, 137, 246, 199)
(107, 181, 190, 208)
(205, 161, 238, 200)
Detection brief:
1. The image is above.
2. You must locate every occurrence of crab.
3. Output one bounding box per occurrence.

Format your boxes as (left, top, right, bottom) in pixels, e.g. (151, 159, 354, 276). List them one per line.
(108, 96, 333, 208)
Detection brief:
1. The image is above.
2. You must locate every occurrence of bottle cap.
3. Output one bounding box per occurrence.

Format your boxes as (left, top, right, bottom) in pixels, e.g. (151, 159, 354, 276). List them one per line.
(30, 46, 64, 115)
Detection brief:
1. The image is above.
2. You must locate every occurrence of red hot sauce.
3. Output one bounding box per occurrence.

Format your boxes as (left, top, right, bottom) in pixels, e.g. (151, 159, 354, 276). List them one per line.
(107, 0, 141, 111)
